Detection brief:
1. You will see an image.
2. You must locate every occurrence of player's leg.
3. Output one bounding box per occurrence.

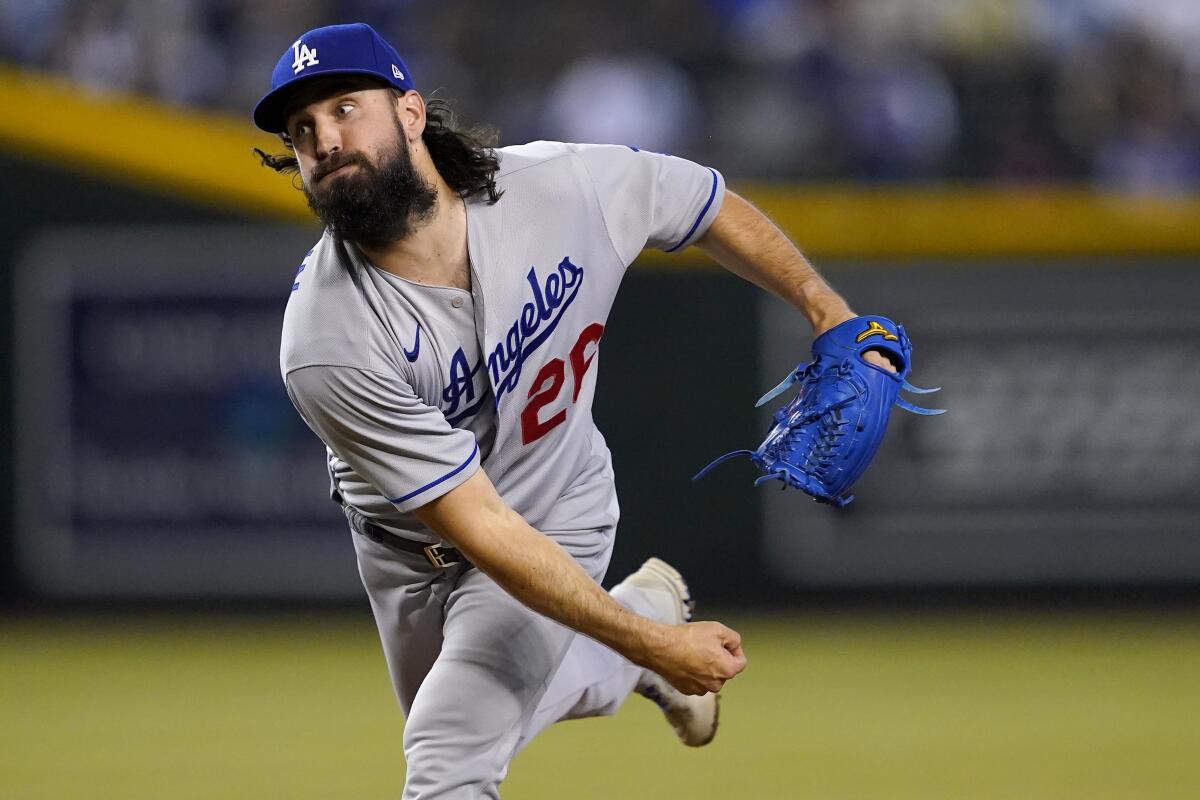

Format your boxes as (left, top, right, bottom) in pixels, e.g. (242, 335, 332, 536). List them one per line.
(397, 528, 616, 799)
(399, 566, 579, 799)
(512, 563, 661, 735)
(360, 526, 714, 797)
(515, 557, 720, 749)
(350, 524, 456, 714)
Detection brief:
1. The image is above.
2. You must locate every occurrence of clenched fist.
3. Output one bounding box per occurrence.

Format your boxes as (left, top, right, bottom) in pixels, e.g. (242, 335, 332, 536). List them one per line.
(649, 621, 747, 695)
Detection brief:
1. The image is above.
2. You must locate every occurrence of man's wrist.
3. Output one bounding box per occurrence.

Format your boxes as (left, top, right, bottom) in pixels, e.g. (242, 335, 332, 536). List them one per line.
(807, 302, 855, 337)
(795, 277, 855, 335)
(612, 614, 674, 671)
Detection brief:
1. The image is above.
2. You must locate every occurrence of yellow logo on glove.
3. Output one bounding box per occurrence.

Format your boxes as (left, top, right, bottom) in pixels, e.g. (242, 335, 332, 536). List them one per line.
(855, 321, 899, 343)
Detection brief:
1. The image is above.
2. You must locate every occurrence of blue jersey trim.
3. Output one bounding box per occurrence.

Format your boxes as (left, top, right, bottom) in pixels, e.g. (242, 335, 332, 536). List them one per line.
(388, 442, 479, 504)
(664, 168, 719, 253)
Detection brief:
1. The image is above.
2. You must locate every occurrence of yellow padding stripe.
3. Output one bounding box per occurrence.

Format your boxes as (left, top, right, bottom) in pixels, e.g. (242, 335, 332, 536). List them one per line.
(3, 67, 1200, 258)
(733, 185, 1200, 260)
(0, 66, 309, 220)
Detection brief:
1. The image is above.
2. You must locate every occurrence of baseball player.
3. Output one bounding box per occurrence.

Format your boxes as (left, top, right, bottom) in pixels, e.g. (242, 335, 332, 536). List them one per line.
(254, 23, 893, 799)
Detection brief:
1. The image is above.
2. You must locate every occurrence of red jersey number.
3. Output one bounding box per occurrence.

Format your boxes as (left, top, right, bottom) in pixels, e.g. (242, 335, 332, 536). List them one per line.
(519, 323, 605, 445)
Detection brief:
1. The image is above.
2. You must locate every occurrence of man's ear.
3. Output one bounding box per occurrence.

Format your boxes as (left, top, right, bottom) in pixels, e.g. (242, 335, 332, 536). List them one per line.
(394, 90, 427, 142)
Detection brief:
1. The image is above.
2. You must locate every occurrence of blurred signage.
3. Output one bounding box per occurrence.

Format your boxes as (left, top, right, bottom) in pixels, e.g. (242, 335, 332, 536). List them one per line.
(759, 262, 1200, 585)
(15, 227, 359, 597)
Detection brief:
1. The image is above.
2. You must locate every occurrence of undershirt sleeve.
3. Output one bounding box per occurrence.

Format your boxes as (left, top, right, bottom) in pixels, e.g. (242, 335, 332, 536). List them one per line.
(570, 143, 726, 265)
(285, 364, 480, 513)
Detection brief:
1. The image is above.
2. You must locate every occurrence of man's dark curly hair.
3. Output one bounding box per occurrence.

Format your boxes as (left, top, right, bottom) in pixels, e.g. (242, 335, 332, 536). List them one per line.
(253, 92, 503, 204)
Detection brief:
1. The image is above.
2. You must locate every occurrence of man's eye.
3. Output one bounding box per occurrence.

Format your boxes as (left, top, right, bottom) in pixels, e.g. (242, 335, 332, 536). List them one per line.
(336, 103, 353, 117)
(292, 123, 311, 139)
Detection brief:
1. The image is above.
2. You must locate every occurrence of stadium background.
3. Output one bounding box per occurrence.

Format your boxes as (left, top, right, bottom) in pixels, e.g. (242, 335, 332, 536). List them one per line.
(2, 1, 1198, 797)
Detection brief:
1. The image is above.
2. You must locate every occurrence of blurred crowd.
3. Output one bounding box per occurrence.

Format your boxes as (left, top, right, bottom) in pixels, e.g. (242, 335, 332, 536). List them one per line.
(2, 0, 1199, 189)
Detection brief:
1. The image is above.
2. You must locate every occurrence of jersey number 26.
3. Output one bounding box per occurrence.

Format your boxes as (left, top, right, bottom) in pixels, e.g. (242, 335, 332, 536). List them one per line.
(520, 323, 605, 445)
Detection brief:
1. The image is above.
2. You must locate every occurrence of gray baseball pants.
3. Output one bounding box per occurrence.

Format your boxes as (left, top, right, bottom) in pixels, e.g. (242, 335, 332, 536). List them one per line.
(349, 521, 658, 799)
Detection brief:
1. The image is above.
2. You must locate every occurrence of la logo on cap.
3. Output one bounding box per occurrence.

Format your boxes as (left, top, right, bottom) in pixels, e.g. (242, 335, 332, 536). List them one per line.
(292, 38, 319, 74)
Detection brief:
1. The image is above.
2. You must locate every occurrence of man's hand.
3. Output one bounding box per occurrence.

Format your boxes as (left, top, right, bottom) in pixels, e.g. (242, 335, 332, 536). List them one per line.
(813, 311, 898, 374)
(862, 349, 899, 373)
(647, 621, 747, 695)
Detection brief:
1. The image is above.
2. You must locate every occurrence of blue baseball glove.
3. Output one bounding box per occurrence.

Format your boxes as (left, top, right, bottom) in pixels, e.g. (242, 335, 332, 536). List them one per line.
(695, 315, 944, 507)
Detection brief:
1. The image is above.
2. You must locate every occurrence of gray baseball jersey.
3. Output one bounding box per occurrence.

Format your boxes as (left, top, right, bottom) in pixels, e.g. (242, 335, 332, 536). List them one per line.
(281, 141, 725, 543)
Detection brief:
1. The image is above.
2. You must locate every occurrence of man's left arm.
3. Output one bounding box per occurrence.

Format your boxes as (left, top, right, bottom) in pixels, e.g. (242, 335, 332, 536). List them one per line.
(694, 189, 894, 371)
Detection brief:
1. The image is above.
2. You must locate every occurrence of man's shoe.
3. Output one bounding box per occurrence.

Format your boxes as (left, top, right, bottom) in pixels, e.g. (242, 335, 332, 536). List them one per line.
(617, 557, 720, 747)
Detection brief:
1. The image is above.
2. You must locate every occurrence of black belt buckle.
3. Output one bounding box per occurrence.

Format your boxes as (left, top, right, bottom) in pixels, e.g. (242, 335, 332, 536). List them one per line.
(423, 543, 461, 569)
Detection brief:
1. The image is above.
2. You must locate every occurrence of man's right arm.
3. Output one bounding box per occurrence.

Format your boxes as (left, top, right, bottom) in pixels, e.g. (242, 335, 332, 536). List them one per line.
(286, 363, 745, 694)
(414, 469, 746, 695)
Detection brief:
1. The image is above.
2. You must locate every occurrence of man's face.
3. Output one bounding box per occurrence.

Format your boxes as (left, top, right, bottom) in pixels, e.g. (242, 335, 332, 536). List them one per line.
(282, 79, 437, 245)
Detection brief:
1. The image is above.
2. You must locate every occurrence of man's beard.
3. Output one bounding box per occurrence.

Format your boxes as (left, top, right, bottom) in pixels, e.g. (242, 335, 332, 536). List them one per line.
(303, 125, 438, 248)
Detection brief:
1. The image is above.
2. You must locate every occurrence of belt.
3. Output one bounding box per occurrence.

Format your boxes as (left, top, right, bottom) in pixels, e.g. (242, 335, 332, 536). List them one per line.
(351, 513, 467, 570)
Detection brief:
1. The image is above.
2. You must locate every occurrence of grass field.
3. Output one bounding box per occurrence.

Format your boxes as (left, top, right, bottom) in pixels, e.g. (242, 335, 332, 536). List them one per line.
(2, 610, 1198, 799)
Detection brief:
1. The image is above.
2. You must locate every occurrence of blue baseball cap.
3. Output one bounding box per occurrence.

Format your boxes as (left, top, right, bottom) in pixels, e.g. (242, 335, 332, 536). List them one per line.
(253, 23, 415, 133)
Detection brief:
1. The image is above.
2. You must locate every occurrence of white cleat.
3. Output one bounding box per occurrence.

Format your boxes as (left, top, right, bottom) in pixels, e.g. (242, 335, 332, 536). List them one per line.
(636, 670, 720, 747)
(617, 557, 720, 747)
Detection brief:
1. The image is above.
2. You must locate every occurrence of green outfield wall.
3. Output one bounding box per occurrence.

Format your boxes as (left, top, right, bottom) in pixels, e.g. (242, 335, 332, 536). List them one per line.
(2, 71, 1199, 602)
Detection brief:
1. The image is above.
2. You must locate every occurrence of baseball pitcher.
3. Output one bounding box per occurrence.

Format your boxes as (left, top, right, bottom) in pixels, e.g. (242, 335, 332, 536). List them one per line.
(253, 22, 936, 800)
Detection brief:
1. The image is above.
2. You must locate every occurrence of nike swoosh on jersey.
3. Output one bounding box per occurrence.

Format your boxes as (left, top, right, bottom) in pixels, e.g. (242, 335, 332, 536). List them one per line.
(403, 325, 421, 362)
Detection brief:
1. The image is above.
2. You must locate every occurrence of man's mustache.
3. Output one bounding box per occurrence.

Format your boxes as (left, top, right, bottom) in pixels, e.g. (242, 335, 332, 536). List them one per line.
(311, 152, 371, 183)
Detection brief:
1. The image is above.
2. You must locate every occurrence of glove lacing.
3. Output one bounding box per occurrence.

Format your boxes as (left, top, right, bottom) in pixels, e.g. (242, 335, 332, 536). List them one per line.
(777, 396, 854, 483)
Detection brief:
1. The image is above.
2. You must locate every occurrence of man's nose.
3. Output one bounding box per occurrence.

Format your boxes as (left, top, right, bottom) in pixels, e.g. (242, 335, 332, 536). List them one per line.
(314, 119, 342, 160)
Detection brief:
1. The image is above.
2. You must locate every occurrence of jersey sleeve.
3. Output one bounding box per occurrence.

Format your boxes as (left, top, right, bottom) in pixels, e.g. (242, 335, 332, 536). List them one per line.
(570, 143, 726, 264)
(285, 364, 480, 513)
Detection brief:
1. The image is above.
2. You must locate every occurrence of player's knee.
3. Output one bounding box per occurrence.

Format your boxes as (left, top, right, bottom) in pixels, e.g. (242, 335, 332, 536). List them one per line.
(402, 690, 517, 796)
(403, 727, 509, 799)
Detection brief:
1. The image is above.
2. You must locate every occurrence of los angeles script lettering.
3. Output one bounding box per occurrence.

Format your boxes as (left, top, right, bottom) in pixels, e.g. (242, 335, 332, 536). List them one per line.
(442, 256, 584, 419)
(490, 257, 584, 399)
